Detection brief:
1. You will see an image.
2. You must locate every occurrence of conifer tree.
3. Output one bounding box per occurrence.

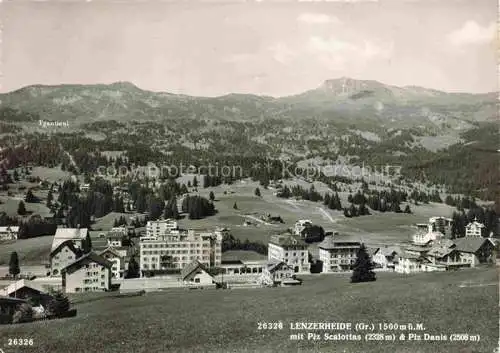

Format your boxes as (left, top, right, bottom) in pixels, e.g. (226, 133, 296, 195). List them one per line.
(9, 251, 20, 278)
(351, 244, 376, 283)
(17, 201, 27, 215)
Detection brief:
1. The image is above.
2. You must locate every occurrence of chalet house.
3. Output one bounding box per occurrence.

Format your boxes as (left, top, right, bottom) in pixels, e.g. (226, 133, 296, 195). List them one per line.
(0, 280, 53, 307)
(99, 247, 131, 279)
(50, 240, 84, 276)
(259, 261, 296, 286)
(180, 260, 216, 288)
(268, 234, 310, 273)
(453, 238, 496, 267)
(318, 234, 361, 273)
(372, 246, 400, 270)
(395, 252, 431, 274)
(0, 226, 19, 241)
(51, 228, 90, 254)
(61, 252, 113, 293)
(465, 218, 485, 238)
(422, 240, 462, 271)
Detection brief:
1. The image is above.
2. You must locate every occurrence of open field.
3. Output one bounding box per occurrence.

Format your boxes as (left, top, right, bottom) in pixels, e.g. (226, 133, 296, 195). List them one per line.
(0, 267, 497, 353)
(30, 166, 72, 182)
(0, 197, 52, 218)
(92, 212, 143, 230)
(0, 236, 52, 266)
(179, 180, 457, 246)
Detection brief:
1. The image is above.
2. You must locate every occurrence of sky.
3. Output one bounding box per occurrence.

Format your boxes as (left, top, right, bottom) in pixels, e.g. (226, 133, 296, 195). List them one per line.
(0, 0, 497, 96)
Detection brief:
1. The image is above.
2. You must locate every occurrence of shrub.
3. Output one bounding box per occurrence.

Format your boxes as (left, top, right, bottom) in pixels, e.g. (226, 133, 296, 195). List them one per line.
(46, 291, 70, 316)
(12, 303, 33, 324)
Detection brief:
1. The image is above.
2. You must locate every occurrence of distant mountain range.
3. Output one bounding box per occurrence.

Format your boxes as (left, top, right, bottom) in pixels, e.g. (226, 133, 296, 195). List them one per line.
(0, 78, 497, 129)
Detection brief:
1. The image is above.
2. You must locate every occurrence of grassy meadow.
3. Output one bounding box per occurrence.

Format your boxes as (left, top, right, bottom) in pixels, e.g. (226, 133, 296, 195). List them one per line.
(0, 267, 497, 353)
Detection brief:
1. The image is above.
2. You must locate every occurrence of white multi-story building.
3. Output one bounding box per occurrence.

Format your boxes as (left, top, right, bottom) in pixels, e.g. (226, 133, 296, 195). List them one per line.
(294, 220, 312, 236)
(268, 234, 310, 273)
(318, 234, 361, 272)
(429, 217, 452, 237)
(140, 229, 222, 273)
(465, 218, 485, 238)
(62, 252, 112, 293)
(145, 219, 179, 239)
(412, 223, 444, 245)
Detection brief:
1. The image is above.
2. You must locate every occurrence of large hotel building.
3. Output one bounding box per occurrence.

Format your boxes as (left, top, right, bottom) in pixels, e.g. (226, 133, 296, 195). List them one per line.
(140, 219, 223, 272)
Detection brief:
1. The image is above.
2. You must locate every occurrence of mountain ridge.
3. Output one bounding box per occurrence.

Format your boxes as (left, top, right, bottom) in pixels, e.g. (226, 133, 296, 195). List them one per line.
(0, 78, 496, 128)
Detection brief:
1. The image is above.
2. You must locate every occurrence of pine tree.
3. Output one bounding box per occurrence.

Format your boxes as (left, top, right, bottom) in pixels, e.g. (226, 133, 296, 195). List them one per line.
(126, 256, 140, 278)
(9, 251, 20, 278)
(17, 201, 27, 215)
(46, 291, 70, 316)
(233, 202, 238, 210)
(209, 191, 215, 201)
(254, 188, 261, 197)
(351, 244, 376, 283)
(47, 190, 53, 208)
(25, 189, 36, 203)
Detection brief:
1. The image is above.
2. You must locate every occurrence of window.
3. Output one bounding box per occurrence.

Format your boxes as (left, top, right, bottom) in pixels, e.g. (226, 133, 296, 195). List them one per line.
(195, 278, 200, 283)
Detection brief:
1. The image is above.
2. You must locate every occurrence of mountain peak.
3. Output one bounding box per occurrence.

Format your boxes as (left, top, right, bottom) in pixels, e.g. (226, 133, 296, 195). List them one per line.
(319, 77, 387, 96)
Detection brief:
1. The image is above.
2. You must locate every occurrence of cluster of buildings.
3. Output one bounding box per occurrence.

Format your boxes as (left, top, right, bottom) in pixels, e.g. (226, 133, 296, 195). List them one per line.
(0, 213, 497, 303)
(394, 217, 497, 274)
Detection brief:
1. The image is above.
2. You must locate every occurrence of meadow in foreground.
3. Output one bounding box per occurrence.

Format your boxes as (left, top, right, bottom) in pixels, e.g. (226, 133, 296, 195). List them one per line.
(0, 267, 497, 353)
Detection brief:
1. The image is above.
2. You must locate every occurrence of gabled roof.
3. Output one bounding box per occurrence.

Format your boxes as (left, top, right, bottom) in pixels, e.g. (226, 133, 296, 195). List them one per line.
(466, 221, 485, 229)
(0, 296, 27, 304)
(51, 228, 89, 251)
(62, 252, 113, 275)
(318, 235, 361, 250)
(454, 237, 492, 253)
(50, 239, 83, 257)
(379, 246, 402, 257)
(366, 247, 379, 256)
(426, 247, 458, 259)
(399, 251, 430, 262)
(270, 234, 307, 248)
(0, 279, 46, 297)
(107, 229, 127, 239)
(266, 260, 293, 273)
(180, 260, 212, 281)
(98, 247, 123, 258)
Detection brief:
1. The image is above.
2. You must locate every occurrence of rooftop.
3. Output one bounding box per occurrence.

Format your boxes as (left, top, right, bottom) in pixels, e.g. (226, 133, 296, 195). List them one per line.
(454, 237, 491, 253)
(318, 235, 362, 250)
(51, 228, 88, 251)
(269, 234, 307, 248)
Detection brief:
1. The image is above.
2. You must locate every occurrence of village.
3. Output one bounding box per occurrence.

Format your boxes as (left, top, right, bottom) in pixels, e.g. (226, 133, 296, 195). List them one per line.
(0, 204, 497, 325)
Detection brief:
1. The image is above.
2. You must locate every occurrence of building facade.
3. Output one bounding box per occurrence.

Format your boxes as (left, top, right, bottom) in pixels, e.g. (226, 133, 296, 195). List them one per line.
(62, 252, 112, 293)
(465, 219, 485, 238)
(145, 219, 179, 239)
(268, 234, 310, 273)
(318, 234, 361, 273)
(50, 241, 84, 276)
(140, 229, 222, 272)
